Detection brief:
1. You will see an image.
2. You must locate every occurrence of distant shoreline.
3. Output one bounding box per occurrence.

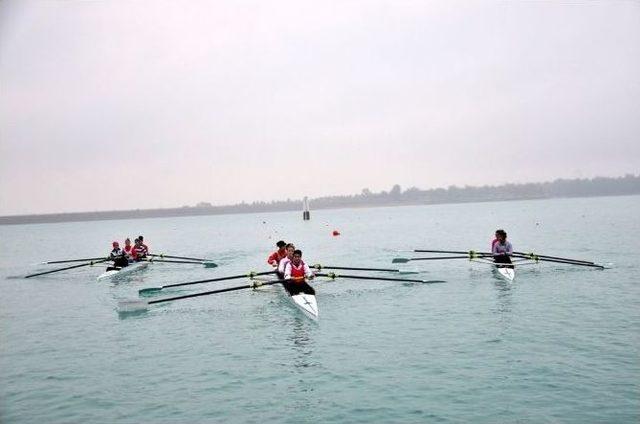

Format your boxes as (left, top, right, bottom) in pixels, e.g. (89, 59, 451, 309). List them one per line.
(1, 175, 638, 226)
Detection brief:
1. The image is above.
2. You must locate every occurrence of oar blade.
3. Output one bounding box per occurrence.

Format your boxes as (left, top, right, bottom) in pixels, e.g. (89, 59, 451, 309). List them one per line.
(392, 258, 411, 264)
(203, 262, 218, 268)
(138, 287, 162, 296)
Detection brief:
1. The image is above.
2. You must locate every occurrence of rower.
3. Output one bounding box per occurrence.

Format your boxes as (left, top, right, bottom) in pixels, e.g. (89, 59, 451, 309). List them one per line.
(109, 241, 129, 269)
(276, 243, 296, 279)
(131, 238, 148, 261)
(123, 238, 133, 260)
(282, 249, 315, 296)
(267, 240, 287, 268)
(138, 235, 149, 255)
(492, 229, 514, 268)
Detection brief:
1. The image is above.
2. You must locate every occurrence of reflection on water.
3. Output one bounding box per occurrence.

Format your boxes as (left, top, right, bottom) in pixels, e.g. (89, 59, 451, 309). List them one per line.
(492, 277, 514, 341)
(288, 317, 317, 369)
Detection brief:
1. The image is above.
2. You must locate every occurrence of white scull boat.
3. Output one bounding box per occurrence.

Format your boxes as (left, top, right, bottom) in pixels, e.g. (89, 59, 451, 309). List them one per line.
(493, 265, 515, 281)
(97, 261, 148, 281)
(251, 277, 319, 320)
(288, 291, 319, 320)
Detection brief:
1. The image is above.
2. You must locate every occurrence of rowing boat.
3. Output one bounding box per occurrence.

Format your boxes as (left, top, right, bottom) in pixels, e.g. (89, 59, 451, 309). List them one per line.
(468, 257, 515, 281)
(251, 277, 319, 320)
(97, 261, 149, 281)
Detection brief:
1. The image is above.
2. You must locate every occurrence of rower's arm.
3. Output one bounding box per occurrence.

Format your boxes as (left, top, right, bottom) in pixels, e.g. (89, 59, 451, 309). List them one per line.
(303, 263, 314, 279)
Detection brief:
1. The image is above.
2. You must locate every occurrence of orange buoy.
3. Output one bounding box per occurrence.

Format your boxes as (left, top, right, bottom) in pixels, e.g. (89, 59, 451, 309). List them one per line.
(332, 230, 340, 236)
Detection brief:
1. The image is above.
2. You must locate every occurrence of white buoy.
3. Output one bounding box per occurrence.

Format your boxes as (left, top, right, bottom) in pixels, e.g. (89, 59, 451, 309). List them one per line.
(303, 196, 310, 220)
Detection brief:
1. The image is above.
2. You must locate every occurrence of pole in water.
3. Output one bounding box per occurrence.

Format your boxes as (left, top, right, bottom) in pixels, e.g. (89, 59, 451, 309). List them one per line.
(302, 196, 311, 221)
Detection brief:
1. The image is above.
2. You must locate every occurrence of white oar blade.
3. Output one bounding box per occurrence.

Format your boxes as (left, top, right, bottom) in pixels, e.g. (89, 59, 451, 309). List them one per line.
(117, 300, 149, 313)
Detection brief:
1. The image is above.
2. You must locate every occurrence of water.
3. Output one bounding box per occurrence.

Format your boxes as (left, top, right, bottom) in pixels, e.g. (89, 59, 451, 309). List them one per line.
(1, 196, 639, 423)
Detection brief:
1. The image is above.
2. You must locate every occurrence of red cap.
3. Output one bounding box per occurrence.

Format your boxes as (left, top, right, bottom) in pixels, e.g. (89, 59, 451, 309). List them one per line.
(112, 241, 119, 247)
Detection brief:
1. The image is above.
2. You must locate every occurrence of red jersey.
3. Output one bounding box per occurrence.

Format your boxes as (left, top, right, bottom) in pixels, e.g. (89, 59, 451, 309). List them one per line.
(267, 249, 287, 266)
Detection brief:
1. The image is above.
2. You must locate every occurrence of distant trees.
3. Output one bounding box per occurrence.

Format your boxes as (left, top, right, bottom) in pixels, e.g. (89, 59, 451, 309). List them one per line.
(2, 175, 639, 225)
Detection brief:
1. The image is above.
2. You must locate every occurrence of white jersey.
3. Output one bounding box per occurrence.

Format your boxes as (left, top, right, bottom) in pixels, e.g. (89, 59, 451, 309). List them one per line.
(278, 257, 291, 275)
(492, 241, 513, 255)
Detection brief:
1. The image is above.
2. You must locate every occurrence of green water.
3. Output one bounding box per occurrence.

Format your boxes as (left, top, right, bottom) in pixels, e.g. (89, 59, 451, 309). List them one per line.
(1, 196, 638, 423)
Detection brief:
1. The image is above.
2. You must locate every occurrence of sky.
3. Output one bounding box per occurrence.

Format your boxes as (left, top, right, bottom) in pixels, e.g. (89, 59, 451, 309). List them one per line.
(1, 1, 639, 215)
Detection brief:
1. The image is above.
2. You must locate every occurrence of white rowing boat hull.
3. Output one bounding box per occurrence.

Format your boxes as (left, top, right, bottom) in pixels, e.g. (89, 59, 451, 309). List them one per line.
(252, 277, 319, 320)
(289, 293, 319, 320)
(494, 266, 515, 281)
(97, 261, 148, 281)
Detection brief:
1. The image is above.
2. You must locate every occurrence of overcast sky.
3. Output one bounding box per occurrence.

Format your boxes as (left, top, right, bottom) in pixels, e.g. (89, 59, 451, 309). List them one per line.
(1, 1, 638, 215)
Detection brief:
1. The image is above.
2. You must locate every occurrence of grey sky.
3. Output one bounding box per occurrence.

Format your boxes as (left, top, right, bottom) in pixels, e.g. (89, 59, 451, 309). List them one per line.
(1, 1, 639, 215)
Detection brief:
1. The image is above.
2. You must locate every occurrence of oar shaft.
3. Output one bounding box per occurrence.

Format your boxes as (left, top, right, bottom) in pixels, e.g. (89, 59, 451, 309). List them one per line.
(312, 264, 400, 272)
(513, 255, 604, 269)
(161, 270, 276, 289)
(410, 255, 490, 261)
(148, 279, 286, 305)
(513, 251, 595, 265)
(25, 259, 109, 278)
(43, 257, 108, 264)
(148, 259, 206, 265)
(316, 272, 442, 284)
(413, 249, 493, 255)
(150, 254, 211, 262)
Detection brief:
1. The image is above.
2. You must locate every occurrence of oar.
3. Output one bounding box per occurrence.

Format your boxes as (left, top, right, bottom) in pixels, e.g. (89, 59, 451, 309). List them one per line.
(121, 278, 288, 313)
(149, 253, 214, 262)
(40, 257, 109, 265)
(147, 258, 218, 268)
(138, 270, 276, 295)
(25, 258, 110, 278)
(311, 264, 403, 273)
(513, 251, 595, 265)
(392, 254, 492, 264)
(511, 254, 605, 269)
(413, 249, 493, 255)
(316, 272, 445, 284)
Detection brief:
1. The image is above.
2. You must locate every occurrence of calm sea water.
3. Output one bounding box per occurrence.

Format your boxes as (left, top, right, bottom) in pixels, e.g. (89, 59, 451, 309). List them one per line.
(1, 196, 639, 423)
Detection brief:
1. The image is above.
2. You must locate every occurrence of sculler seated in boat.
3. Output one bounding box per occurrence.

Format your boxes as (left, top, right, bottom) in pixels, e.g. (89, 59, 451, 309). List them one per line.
(492, 229, 513, 268)
(130, 238, 148, 261)
(267, 240, 287, 268)
(282, 249, 315, 296)
(123, 238, 134, 260)
(109, 241, 129, 268)
(137, 235, 149, 255)
(276, 243, 296, 279)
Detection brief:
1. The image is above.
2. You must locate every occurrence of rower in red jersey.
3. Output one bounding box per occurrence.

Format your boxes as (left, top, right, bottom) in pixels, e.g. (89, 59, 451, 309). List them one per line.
(282, 249, 315, 296)
(137, 235, 149, 255)
(267, 240, 287, 268)
(130, 238, 148, 261)
(123, 238, 133, 259)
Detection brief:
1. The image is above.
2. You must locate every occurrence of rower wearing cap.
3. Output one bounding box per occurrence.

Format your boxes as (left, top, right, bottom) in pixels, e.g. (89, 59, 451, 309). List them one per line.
(109, 241, 129, 268)
(282, 249, 315, 296)
(276, 243, 296, 279)
(492, 229, 513, 268)
(267, 240, 287, 268)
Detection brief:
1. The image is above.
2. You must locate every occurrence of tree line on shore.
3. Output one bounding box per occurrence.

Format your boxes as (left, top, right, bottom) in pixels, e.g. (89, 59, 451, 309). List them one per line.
(2, 174, 638, 225)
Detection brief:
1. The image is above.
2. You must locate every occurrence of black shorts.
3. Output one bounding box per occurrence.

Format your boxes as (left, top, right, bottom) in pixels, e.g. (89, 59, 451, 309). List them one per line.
(494, 255, 514, 268)
(282, 280, 315, 296)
